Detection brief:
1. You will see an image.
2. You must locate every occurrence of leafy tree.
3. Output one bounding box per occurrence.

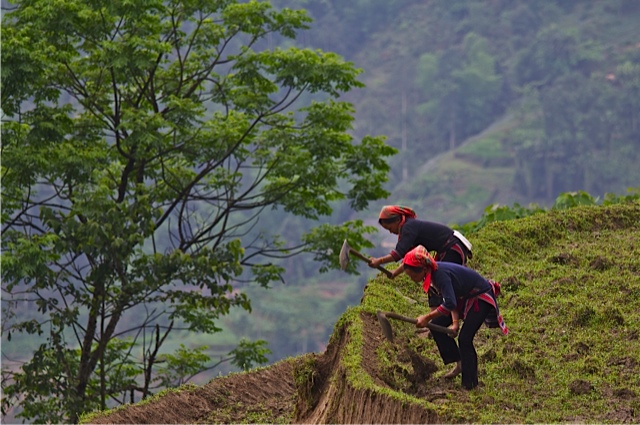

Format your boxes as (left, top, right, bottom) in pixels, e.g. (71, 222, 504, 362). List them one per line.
(551, 190, 597, 210)
(509, 63, 640, 201)
(155, 339, 270, 387)
(614, 58, 640, 142)
(416, 32, 502, 151)
(0, 0, 396, 423)
(512, 24, 580, 88)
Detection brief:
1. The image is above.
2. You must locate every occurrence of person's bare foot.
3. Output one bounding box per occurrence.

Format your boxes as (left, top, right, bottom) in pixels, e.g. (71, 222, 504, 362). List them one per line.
(443, 361, 461, 379)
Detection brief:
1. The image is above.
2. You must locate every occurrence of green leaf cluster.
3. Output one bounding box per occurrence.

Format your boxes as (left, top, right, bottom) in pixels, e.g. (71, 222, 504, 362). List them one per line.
(1, 0, 395, 422)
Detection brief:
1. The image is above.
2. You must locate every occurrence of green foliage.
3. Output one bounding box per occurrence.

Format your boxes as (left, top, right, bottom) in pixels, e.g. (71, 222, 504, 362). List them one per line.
(415, 32, 502, 149)
(506, 42, 640, 200)
(457, 188, 640, 235)
(229, 339, 271, 371)
(1, 0, 395, 422)
(456, 134, 510, 162)
(512, 24, 596, 87)
(152, 338, 269, 387)
(457, 201, 546, 234)
(302, 220, 378, 273)
(602, 187, 640, 205)
(156, 344, 211, 388)
(317, 0, 640, 206)
(552, 190, 598, 210)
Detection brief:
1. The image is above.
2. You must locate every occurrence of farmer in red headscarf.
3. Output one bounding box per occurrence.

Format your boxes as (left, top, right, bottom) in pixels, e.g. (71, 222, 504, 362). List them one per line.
(369, 205, 473, 307)
(402, 245, 508, 390)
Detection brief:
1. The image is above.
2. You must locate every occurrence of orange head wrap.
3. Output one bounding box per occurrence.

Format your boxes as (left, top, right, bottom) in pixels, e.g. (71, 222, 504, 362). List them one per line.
(378, 205, 416, 231)
(378, 205, 417, 220)
(403, 245, 438, 293)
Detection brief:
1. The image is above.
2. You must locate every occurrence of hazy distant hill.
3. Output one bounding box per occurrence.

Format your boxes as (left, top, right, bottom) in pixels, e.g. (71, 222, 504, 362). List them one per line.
(280, 0, 640, 225)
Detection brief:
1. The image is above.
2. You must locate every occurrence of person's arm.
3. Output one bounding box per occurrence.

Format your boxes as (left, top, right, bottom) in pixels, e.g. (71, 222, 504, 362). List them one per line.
(417, 273, 457, 327)
(389, 263, 405, 279)
(370, 255, 406, 280)
(371, 221, 417, 270)
(416, 308, 443, 328)
(449, 309, 460, 334)
(368, 253, 396, 268)
(416, 306, 459, 330)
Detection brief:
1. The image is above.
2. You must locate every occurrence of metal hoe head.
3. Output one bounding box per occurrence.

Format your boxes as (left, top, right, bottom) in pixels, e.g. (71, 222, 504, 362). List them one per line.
(339, 239, 350, 271)
(338, 239, 393, 278)
(376, 310, 395, 342)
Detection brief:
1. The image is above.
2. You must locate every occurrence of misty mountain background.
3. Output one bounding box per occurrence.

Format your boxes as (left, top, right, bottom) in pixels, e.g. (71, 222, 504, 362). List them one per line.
(3, 0, 639, 386)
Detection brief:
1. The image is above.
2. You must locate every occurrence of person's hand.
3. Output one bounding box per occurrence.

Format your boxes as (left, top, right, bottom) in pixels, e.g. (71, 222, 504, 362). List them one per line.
(416, 314, 431, 328)
(368, 257, 383, 268)
(449, 321, 460, 337)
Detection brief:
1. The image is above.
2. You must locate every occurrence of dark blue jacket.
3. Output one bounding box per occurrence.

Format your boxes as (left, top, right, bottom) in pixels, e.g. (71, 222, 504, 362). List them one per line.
(429, 262, 491, 314)
(391, 218, 453, 261)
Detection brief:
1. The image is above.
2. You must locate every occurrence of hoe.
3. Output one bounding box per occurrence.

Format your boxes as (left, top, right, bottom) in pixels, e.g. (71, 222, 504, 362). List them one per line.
(376, 310, 458, 342)
(339, 239, 393, 278)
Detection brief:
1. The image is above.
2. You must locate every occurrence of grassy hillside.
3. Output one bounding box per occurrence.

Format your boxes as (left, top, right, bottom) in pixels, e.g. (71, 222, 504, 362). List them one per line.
(448, 200, 640, 422)
(378, 114, 524, 226)
(84, 200, 640, 424)
(317, 200, 640, 423)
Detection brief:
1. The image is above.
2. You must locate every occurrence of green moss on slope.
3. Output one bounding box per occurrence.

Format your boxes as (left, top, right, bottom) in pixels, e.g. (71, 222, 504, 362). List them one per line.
(341, 200, 640, 423)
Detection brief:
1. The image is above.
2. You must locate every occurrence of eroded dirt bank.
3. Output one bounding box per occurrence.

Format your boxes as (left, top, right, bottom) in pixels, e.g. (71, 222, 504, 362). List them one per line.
(293, 311, 444, 424)
(88, 311, 448, 424)
(88, 357, 300, 424)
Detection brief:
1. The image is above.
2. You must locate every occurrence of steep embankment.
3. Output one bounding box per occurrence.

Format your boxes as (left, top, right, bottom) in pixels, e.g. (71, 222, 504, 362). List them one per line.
(83, 201, 640, 424)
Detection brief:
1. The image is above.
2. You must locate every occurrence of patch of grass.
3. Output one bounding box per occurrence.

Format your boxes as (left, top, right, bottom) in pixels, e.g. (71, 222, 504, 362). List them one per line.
(351, 201, 640, 423)
(244, 402, 293, 424)
(79, 384, 199, 424)
(374, 341, 413, 392)
(293, 355, 317, 414)
(457, 133, 511, 161)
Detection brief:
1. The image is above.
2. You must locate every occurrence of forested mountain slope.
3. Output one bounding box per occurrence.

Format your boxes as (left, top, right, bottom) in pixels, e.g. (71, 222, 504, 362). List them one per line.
(287, 0, 640, 225)
(84, 200, 640, 424)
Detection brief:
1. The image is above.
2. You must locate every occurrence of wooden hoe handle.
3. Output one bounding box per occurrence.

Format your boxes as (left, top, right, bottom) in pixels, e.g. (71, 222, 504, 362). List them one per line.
(349, 248, 393, 278)
(382, 311, 457, 337)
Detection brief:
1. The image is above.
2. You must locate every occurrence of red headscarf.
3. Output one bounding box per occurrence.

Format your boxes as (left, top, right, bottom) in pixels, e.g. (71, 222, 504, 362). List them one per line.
(378, 205, 416, 230)
(403, 245, 438, 293)
(378, 205, 417, 220)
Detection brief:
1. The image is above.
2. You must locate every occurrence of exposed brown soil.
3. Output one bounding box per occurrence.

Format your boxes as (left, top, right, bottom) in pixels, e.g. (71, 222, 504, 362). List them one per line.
(88, 354, 303, 424)
(292, 311, 471, 424)
(87, 311, 471, 424)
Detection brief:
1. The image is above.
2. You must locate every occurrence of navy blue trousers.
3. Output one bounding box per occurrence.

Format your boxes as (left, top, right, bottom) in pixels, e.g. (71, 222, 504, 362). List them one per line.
(430, 300, 491, 389)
